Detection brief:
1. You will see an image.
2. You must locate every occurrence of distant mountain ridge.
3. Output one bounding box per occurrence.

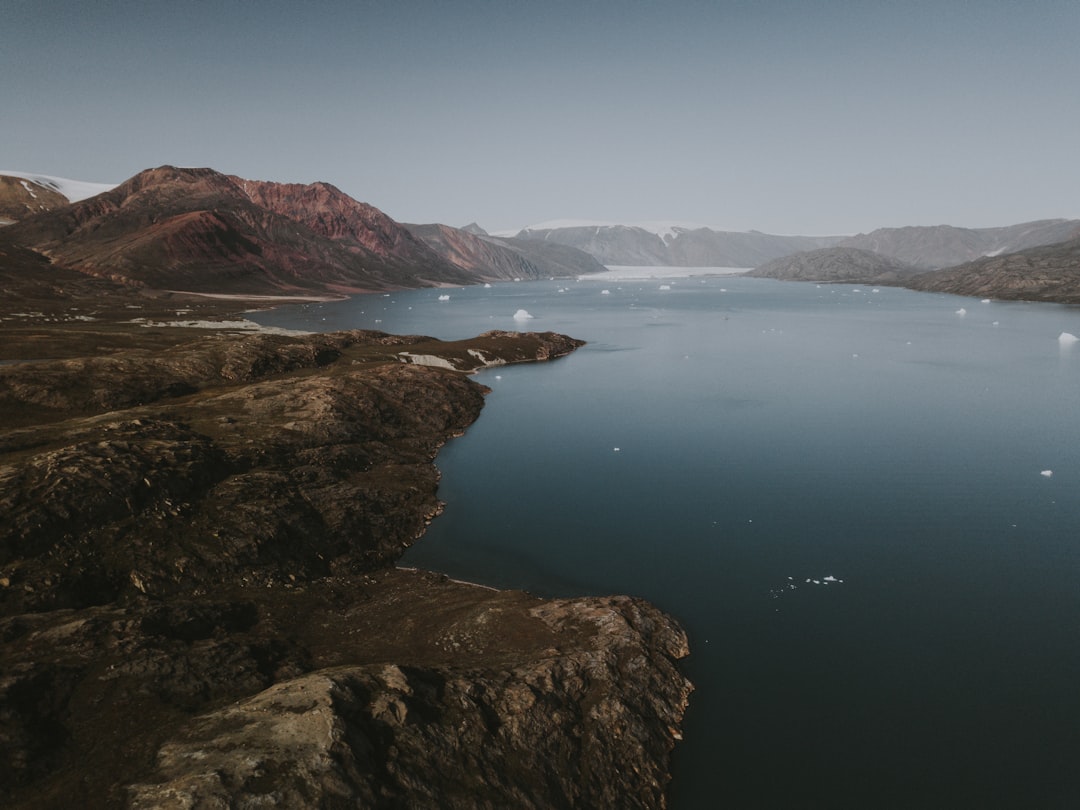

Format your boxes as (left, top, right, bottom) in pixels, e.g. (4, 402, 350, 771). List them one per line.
(838, 220, 1080, 270)
(405, 223, 606, 281)
(512, 222, 840, 267)
(510, 218, 1080, 271)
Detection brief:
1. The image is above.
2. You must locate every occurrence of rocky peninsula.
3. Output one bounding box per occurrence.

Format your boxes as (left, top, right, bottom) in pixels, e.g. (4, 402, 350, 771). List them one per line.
(0, 308, 691, 808)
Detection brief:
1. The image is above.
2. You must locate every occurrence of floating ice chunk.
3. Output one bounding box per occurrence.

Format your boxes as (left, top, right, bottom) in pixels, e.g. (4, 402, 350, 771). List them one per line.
(601, 289, 611, 295)
(1058, 332, 1079, 345)
(659, 284, 671, 290)
(992, 321, 999, 326)
(513, 309, 534, 321)
(613, 447, 621, 452)
(1041, 470, 1053, 478)
(438, 294, 451, 301)
(872, 288, 880, 293)
(484, 283, 492, 288)
(823, 575, 839, 582)
(955, 308, 967, 315)
(494, 375, 502, 380)
(981, 298, 991, 304)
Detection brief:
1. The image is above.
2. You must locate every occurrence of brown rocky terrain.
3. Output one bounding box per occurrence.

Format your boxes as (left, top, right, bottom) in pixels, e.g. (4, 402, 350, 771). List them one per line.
(746, 246, 923, 284)
(903, 236, 1080, 303)
(0, 319, 691, 809)
(0, 176, 70, 223)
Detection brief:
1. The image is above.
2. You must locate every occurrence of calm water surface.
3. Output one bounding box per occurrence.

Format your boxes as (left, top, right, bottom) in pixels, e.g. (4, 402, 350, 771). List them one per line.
(252, 274, 1080, 808)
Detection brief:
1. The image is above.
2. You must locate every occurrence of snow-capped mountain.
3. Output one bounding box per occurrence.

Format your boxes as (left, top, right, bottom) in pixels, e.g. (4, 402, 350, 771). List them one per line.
(0, 171, 116, 203)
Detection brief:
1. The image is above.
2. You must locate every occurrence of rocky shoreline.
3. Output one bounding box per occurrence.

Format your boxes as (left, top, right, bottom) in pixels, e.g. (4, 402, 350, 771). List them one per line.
(0, 318, 692, 808)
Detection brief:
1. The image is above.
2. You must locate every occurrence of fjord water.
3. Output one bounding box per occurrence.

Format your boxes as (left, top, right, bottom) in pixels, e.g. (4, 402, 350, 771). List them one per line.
(251, 276, 1080, 808)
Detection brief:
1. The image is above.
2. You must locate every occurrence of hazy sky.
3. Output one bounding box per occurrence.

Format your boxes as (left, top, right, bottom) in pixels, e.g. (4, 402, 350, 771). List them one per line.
(4, 0, 1078, 234)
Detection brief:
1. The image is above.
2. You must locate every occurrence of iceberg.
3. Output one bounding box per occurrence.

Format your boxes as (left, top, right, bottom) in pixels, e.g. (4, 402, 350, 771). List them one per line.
(1041, 470, 1053, 478)
(1058, 332, 1078, 345)
(955, 308, 967, 316)
(513, 309, 534, 321)
(438, 294, 451, 301)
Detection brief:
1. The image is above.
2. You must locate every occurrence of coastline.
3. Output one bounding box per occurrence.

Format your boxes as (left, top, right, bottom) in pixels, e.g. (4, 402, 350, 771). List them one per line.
(0, 316, 691, 808)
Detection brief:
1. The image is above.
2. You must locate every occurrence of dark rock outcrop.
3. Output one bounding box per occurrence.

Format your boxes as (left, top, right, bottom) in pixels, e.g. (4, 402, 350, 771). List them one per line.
(747, 246, 924, 284)
(903, 236, 1080, 303)
(0, 326, 691, 809)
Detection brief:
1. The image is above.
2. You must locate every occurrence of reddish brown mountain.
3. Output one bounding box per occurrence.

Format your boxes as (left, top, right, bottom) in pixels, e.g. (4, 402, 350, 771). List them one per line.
(0, 166, 475, 295)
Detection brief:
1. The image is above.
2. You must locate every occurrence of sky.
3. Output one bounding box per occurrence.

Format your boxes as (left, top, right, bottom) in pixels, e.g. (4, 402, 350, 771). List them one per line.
(3, 0, 1078, 235)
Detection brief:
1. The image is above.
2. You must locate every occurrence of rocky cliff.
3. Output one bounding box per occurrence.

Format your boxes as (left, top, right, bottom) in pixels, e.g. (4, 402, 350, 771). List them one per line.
(0, 324, 691, 809)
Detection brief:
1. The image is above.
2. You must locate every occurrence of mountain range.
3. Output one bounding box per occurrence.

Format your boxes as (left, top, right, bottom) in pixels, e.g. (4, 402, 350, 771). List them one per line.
(509, 218, 1080, 271)
(3, 167, 1078, 304)
(0, 167, 601, 298)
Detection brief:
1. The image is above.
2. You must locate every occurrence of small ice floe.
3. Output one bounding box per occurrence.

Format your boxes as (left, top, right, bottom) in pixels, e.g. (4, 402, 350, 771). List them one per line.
(484, 283, 492, 288)
(955, 308, 967, 316)
(659, 284, 671, 291)
(1058, 332, 1079, 345)
(513, 309, 534, 321)
(613, 447, 621, 452)
(992, 321, 999, 326)
(1041, 470, 1054, 478)
(872, 288, 880, 293)
(494, 375, 502, 380)
(981, 299, 991, 304)
(438, 294, 451, 301)
(601, 289, 611, 295)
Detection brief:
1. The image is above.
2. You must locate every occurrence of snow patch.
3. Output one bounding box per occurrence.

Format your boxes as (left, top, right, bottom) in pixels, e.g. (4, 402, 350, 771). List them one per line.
(398, 352, 457, 370)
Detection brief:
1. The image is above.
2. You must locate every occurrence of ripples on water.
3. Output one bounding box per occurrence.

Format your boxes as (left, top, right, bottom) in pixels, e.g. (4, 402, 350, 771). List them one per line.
(251, 274, 1080, 808)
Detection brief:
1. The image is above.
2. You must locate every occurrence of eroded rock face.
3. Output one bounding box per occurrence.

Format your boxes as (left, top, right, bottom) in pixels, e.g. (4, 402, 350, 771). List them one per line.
(126, 589, 691, 810)
(0, 327, 691, 809)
